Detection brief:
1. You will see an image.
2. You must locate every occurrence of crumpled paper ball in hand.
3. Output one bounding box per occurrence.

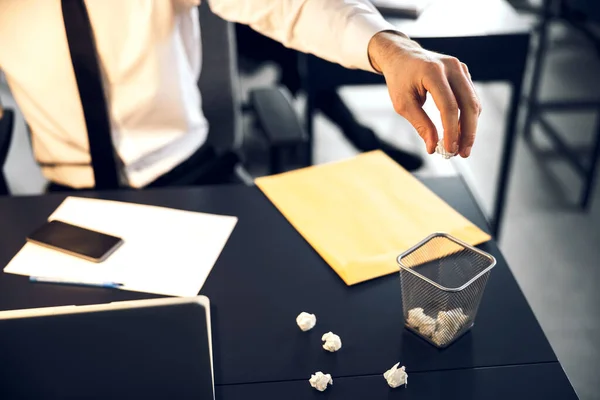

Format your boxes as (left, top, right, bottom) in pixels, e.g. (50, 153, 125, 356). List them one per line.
(296, 312, 316, 331)
(321, 331, 342, 352)
(383, 362, 408, 388)
(435, 139, 457, 159)
(309, 371, 333, 391)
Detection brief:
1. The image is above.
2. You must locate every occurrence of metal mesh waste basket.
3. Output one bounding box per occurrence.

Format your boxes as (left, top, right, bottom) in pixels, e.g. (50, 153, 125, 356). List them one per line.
(397, 233, 496, 348)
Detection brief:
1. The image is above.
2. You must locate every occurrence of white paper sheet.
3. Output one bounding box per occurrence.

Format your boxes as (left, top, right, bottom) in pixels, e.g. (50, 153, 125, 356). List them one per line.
(3, 197, 238, 297)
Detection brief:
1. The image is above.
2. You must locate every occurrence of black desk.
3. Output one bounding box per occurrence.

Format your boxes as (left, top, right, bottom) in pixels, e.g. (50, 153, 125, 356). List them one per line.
(0, 178, 576, 398)
(301, 0, 531, 238)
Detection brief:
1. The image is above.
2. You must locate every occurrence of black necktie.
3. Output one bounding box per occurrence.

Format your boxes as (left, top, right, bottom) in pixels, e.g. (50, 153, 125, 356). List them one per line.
(61, 0, 120, 190)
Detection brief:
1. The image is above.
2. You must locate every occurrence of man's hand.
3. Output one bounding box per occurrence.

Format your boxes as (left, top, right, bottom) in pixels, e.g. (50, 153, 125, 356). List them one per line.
(368, 31, 481, 158)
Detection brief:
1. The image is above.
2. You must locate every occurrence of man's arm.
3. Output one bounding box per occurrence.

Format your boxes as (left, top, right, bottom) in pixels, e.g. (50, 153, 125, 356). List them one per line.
(207, 0, 394, 72)
(207, 0, 480, 157)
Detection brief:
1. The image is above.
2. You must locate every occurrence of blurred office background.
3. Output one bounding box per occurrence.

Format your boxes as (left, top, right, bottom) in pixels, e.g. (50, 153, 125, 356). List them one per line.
(1, 0, 599, 398)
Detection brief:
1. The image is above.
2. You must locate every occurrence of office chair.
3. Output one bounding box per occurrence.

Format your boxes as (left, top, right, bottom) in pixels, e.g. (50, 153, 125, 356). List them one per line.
(520, 0, 600, 208)
(197, 1, 306, 182)
(0, 107, 14, 196)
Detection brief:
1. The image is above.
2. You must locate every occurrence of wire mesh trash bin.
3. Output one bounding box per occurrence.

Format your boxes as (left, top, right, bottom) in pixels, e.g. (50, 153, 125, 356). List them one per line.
(397, 233, 496, 348)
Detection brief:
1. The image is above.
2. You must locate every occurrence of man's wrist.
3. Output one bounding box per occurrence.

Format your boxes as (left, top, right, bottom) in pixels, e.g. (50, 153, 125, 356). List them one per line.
(367, 30, 420, 73)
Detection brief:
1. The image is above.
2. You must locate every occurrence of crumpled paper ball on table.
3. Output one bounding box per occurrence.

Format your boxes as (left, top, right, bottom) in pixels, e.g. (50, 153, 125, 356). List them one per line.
(321, 331, 342, 352)
(383, 362, 408, 388)
(309, 371, 333, 391)
(296, 312, 316, 331)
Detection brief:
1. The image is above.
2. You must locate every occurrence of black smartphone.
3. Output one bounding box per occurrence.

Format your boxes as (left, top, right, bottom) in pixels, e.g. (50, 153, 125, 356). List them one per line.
(27, 220, 124, 263)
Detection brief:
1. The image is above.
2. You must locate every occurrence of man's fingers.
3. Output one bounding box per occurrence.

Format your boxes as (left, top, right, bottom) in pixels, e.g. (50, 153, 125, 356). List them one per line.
(448, 68, 481, 157)
(400, 101, 438, 154)
(422, 64, 459, 154)
(461, 62, 472, 81)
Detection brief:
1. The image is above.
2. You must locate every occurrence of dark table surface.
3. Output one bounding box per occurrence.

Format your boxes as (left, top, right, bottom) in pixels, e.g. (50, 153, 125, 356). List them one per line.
(0, 177, 559, 388)
(217, 363, 578, 400)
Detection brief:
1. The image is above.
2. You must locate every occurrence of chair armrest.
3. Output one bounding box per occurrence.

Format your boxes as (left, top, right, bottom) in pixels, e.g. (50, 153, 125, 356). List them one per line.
(0, 108, 14, 158)
(249, 86, 306, 148)
(248, 87, 307, 174)
(0, 108, 15, 195)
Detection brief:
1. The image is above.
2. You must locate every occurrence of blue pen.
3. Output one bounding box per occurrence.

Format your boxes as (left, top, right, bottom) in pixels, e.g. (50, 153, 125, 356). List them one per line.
(29, 276, 123, 289)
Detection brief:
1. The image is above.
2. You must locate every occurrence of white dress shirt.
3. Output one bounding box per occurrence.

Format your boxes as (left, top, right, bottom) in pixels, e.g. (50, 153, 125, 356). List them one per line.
(0, 0, 395, 188)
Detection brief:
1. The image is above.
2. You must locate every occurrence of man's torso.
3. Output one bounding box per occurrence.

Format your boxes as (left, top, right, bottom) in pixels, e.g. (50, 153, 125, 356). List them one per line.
(0, 0, 207, 188)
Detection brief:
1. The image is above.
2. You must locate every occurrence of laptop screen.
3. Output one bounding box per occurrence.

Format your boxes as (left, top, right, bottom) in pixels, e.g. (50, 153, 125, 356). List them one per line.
(0, 300, 214, 400)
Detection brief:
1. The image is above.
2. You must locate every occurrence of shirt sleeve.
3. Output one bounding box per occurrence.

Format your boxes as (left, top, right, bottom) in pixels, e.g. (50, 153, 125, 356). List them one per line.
(206, 0, 398, 72)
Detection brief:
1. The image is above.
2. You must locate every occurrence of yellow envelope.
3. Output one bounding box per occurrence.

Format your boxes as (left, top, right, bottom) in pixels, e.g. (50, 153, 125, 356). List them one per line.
(255, 151, 491, 285)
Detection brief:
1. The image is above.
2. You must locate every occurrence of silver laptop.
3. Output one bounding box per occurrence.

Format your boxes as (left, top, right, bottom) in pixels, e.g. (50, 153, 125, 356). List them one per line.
(0, 296, 214, 399)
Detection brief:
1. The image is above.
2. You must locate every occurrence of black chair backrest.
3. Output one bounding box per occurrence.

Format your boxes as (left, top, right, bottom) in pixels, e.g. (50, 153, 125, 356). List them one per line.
(0, 108, 15, 195)
(197, 2, 243, 153)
